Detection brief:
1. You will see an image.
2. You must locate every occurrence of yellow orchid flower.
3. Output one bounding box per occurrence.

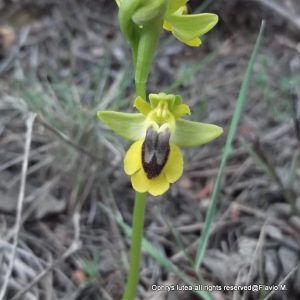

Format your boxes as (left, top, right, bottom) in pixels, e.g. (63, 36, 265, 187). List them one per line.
(98, 93, 222, 196)
(163, 0, 218, 46)
(115, 0, 218, 47)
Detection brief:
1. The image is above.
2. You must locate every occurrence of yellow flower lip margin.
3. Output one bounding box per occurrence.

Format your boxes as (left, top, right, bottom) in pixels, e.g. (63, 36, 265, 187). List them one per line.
(98, 93, 223, 196)
(124, 139, 183, 196)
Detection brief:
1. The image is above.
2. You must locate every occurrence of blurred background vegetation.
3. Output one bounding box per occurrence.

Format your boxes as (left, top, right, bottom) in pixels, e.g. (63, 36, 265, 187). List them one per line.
(0, 0, 300, 299)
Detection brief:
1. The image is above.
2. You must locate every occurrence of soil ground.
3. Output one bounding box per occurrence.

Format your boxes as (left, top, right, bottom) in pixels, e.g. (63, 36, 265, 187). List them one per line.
(0, 0, 300, 299)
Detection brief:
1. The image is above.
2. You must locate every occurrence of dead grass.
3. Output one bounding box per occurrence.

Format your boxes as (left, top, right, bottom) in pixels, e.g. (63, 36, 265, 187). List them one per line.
(0, 0, 300, 299)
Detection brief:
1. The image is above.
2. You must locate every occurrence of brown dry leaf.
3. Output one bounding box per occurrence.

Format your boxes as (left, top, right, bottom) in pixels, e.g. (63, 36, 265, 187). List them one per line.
(196, 184, 212, 200)
(0, 25, 16, 54)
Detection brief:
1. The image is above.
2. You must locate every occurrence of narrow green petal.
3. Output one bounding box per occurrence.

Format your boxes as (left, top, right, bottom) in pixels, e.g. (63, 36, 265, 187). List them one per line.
(134, 96, 151, 115)
(166, 13, 218, 42)
(131, 169, 150, 193)
(172, 119, 223, 147)
(148, 174, 170, 196)
(98, 111, 145, 141)
(163, 143, 183, 183)
(124, 140, 143, 175)
(171, 104, 190, 119)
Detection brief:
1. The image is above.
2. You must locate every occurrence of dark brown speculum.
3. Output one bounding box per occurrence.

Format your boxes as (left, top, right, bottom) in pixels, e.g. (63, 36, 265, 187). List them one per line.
(142, 127, 171, 179)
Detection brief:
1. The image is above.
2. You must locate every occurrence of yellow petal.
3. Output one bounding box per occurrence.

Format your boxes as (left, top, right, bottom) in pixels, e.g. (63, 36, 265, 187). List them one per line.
(124, 140, 143, 175)
(134, 96, 151, 115)
(131, 169, 150, 193)
(185, 37, 202, 47)
(173, 31, 202, 47)
(163, 143, 183, 183)
(163, 20, 172, 31)
(171, 103, 190, 119)
(148, 173, 170, 196)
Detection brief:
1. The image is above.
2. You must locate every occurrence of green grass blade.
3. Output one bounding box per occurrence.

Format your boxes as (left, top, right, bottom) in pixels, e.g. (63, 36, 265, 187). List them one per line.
(240, 138, 298, 213)
(194, 20, 266, 271)
(240, 138, 278, 182)
(99, 203, 213, 300)
(157, 208, 195, 268)
(164, 44, 222, 94)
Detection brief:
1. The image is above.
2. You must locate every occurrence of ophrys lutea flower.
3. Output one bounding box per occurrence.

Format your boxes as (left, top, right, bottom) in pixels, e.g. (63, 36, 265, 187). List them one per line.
(98, 93, 222, 196)
(116, 0, 218, 47)
(163, 0, 218, 46)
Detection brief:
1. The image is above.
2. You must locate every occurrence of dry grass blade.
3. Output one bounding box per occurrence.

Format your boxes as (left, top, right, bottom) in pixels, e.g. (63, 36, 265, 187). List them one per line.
(0, 112, 36, 300)
(36, 115, 104, 162)
(10, 214, 82, 300)
(264, 263, 300, 300)
(245, 0, 300, 29)
(1, 0, 300, 298)
(10, 242, 81, 300)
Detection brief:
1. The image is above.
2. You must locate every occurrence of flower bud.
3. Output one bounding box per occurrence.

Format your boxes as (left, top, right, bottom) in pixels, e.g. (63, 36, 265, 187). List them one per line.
(132, 0, 169, 26)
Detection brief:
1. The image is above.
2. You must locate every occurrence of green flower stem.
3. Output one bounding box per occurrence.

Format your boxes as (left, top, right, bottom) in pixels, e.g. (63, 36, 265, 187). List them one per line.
(135, 81, 146, 100)
(122, 39, 148, 298)
(122, 191, 146, 300)
(122, 9, 165, 299)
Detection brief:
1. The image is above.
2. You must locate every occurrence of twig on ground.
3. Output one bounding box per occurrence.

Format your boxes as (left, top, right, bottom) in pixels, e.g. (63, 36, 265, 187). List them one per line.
(10, 213, 82, 300)
(241, 221, 268, 300)
(245, 0, 300, 29)
(0, 112, 36, 300)
(36, 114, 104, 162)
(251, 138, 297, 214)
(45, 252, 53, 300)
(264, 263, 300, 300)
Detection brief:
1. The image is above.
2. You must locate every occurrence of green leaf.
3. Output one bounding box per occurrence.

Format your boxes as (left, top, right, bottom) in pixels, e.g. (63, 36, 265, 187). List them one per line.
(167, 13, 218, 41)
(172, 119, 223, 147)
(98, 111, 145, 141)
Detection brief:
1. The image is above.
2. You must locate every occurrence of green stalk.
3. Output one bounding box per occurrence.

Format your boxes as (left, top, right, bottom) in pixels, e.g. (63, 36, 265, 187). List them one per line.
(122, 31, 148, 297)
(122, 10, 165, 298)
(122, 192, 146, 300)
(135, 81, 146, 100)
(134, 20, 164, 101)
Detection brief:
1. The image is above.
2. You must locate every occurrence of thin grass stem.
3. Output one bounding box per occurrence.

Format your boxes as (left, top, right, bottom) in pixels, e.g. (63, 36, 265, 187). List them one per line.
(194, 20, 266, 272)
